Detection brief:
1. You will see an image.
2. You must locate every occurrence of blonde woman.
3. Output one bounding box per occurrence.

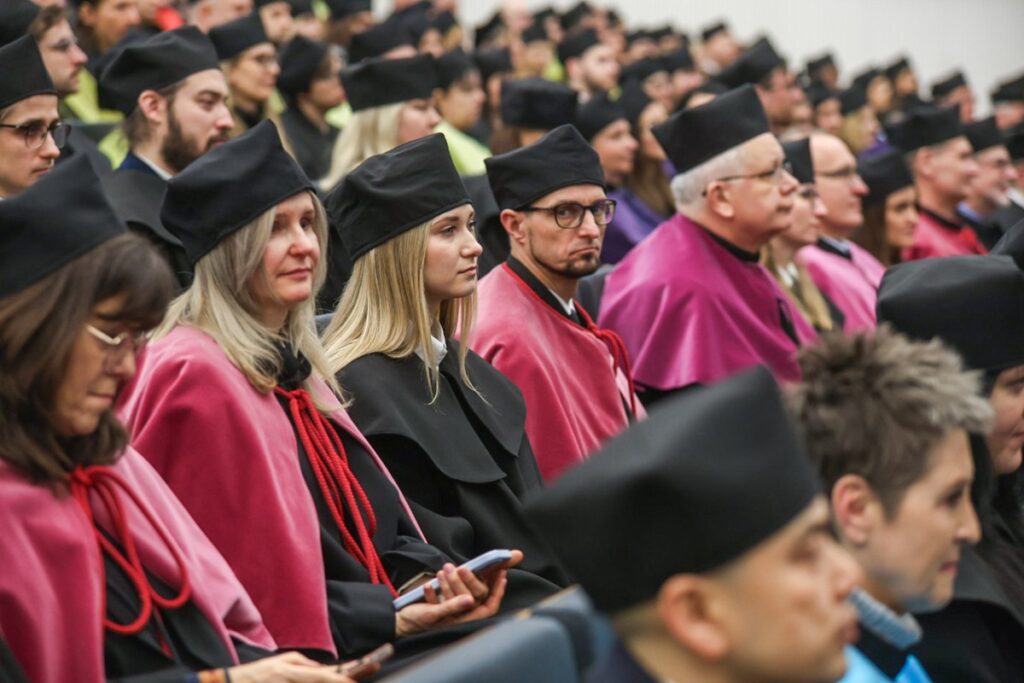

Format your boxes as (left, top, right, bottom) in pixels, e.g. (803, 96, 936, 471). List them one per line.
(119, 122, 514, 666)
(318, 54, 441, 309)
(322, 134, 570, 611)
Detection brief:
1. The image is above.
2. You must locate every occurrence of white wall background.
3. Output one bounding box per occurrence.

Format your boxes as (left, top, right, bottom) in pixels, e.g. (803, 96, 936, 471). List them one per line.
(399, 0, 1024, 116)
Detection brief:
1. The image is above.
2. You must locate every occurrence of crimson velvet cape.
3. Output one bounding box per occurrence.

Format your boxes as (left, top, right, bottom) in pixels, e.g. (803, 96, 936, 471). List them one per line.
(902, 207, 988, 261)
(599, 214, 813, 393)
(120, 326, 450, 661)
(798, 239, 886, 332)
(0, 450, 274, 683)
(472, 261, 643, 481)
(337, 343, 571, 610)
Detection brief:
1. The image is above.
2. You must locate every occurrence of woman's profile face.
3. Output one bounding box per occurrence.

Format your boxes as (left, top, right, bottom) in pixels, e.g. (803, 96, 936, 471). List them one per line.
(53, 295, 139, 437)
(884, 186, 918, 250)
(251, 192, 320, 326)
(423, 203, 482, 309)
(986, 364, 1024, 475)
(229, 43, 280, 105)
(397, 99, 442, 145)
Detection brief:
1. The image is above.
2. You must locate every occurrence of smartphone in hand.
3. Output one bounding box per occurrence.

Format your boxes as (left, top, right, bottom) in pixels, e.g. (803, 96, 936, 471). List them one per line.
(337, 643, 394, 680)
(393, 549, 513, 610)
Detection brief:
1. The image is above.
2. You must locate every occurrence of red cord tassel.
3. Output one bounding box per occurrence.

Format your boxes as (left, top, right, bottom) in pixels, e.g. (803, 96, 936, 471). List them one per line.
(69, 466, 192, 637)
(577, 305, 640, 417)
(275, 386, 397, 597)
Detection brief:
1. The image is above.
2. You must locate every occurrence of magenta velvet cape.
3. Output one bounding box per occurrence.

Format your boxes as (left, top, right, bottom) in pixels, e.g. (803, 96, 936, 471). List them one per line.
(472, 264, 643, 481)
(598, 214, 813, 389)
(798, 241, 885, 332)
(0, 449, 274, 683)
(118, 326, 424, 656)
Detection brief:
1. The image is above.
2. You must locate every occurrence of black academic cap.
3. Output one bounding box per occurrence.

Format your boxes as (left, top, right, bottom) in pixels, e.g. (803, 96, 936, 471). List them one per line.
(884, 105, 965, 152)
(523, 366, 821, 613)
(0, 157, 125, 299)
(435, 48, 476, 90)
(473, 47, 512, 83)
(209, 13, 270, 61)
(805, 52, 835, 76)
(991, 75, 1024, 105)
(618, 79, 652, 127)
(499, 77, 577, 130)
(839, 83, 868, 115)
(520, 21, 546, 44)
(782, 138, 813, 184)
(473, 11, 504, 48)
(662, 47, 695, 72)
(98, 27, 219, 115)
(327, 133, 468, 261)
(0, 36, 55, 110)
(1005, 124, 1024, 162)
(276, 35, 329, 95)
(992, 212, 1024, 270)
(161, 121, 313, 265)
(965, 116, 1005, 154)
(560, 1, 593, 31)
(700, 20, 728, 42)
(717, 37, 785, 89)
(649, 25, 674, 42)
(347, 19, 412, 63)
(533, 6, 556, 23)
(852, 66, 882, 90)
(805, 81, 840, 108)
(557, 28, 599, 63)
(619, 57, 668, 85)
(0, 0, 40, 47)
(575, 92, 627, 141)
(287, 0, 312, 15)
(341, 54, 436, 112)
(324, 0, 371, 20)
(930, 71, 967, 99)
(431, 10, 457, 35)
(877, 255, 1024, 374)
(858, 150, 914, 207)
(485, 124, 604, 211)
(624, 29, 652, 46)
(884, 56, 911, 82)
(653, 84, 770, 174)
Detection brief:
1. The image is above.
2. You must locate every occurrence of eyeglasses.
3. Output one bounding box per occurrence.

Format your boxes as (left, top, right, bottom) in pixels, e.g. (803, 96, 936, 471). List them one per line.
(796, 185, 819, 201)
(703, 160, 794, 196)
(86, 325, 148, 371)
(816, 165, 862, 181)
(0, 120, 70, 150)
(248, 53, 279, 68)
(520, 199, 617, 229)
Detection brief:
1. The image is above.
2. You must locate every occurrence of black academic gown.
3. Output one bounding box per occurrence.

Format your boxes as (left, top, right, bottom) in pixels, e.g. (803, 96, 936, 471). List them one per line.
(279, 108, 339, 183)
(0, 639, 26, 683)
(338, 344, 570, 611)
(586, 640, 657, 683)
(102, 537, 269, 682)
(989, 201, 1024, 240)
(463, 174, 508, 277)
(102, 154, 192, 289)
(319, 228, 353, 314)
(273, 350, 488, 666)
(56, 125, 112, 178)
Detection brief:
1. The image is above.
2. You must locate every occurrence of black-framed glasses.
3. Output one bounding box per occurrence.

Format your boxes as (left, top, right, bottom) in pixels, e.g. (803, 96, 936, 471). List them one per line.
(0, 121, 70, 150)
(703, 160, 793, 195)
(521, 199, 617, 229)
(816, 165, 861, 181)
(86, 325, 148, 371)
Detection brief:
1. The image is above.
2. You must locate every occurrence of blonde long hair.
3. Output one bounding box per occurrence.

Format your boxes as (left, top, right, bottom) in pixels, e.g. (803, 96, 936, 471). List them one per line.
(319, 102, 402, 192)
(321, 220, 477, 402)
(154, 191, 340, 399)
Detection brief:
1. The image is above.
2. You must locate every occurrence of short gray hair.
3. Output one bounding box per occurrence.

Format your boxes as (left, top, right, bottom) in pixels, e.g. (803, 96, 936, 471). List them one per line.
(669, 144, 750, 209)
(788, 325, 993, 515)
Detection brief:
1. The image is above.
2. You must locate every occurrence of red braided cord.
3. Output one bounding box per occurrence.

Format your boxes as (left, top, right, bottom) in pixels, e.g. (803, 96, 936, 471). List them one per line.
(70, 465, 192, 636)
(275, 387, 397, 596)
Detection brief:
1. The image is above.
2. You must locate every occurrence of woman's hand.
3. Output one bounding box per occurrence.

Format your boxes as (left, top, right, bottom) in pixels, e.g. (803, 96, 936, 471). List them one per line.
(225, 651, 357, 682)
(394, 550, 523, 637)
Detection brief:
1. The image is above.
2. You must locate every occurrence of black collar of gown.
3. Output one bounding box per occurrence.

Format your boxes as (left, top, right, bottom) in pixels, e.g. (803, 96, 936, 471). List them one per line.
(273, 341, 313, 391)
(506, 256, 580, 324)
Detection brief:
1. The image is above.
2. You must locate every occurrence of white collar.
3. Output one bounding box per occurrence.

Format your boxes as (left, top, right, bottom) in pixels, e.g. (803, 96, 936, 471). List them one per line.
(548, 288, 577, 318)
(135, 153, 174, 181)
(414, 321, 448, 367)
(820, 235, 851, 255)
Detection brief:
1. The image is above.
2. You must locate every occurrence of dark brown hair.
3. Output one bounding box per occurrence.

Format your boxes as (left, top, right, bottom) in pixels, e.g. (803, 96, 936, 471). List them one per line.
(851, 201, 901, 267)
(29, 5, 67, 42)
(0, 233, 174, 484)
(122, 81, 183, 148)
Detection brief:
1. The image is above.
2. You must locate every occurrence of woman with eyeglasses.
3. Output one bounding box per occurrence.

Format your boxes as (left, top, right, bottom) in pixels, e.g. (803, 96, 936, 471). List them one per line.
(209, 13, 289, 145)
(120, 122, 511, 668)
(322, 134, 570, 611)
(0, 157, 361, 683)
(762, 138, 845, 333)
(0, 36, 64, 199)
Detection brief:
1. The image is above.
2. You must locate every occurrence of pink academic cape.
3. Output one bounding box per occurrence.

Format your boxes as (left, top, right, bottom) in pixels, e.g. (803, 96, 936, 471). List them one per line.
(118, 325, 424, 656)
(797, 240, 886, 332)
(472, 263, 644, 481)
(598, 214, 814, 390)
(0, 450, 274, 683)
(902, 208, 988, 261)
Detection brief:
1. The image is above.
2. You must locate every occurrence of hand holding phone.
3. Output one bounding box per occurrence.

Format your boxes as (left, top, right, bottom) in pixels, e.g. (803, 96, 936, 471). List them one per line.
(393, 549, 514, 610)
(337, 643, 394, 680)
